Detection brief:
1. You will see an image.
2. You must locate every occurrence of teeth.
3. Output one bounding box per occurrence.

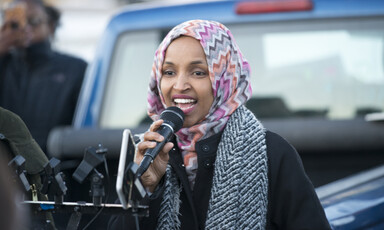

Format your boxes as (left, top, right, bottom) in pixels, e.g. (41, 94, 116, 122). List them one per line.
(174, 98, 196, 104)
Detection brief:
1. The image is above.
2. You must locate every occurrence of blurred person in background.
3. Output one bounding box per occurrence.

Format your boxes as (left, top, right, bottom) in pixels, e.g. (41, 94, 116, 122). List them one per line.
(0, 0, 87, 154)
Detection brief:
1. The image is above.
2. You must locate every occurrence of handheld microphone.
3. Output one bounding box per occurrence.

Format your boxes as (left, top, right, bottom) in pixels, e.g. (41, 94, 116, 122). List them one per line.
(136, 106, 184, 178)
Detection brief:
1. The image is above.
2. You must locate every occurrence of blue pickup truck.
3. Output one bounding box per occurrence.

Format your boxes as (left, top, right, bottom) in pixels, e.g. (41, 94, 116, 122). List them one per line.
(47, 0, 384, 229)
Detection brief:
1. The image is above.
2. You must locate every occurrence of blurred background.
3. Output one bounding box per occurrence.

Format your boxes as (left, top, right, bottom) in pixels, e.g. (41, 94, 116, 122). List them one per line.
(48, 0, 119, 63)
(0, 0, 170, 62)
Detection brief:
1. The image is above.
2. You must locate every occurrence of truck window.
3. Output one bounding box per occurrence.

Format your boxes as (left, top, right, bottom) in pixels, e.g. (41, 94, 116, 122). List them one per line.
(99, 30, 159, 128)
(229, 18, 384, 119)
(99, 18, 383, 128)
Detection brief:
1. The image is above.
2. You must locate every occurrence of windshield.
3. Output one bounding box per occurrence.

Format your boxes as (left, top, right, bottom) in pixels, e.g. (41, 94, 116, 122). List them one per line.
(100, 30, 158, 128)
(100, 17, 384, 128)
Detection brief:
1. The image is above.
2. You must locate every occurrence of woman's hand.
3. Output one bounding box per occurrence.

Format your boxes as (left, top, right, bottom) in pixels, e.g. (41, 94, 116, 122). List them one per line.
(135, 119, 174, 193)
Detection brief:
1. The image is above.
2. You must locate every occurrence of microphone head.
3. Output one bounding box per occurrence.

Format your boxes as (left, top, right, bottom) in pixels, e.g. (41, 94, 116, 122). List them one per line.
(160, 106, 185, 132)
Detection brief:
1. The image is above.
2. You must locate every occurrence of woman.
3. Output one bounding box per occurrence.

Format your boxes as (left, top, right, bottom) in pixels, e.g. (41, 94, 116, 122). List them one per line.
(109, 20, 331, 230)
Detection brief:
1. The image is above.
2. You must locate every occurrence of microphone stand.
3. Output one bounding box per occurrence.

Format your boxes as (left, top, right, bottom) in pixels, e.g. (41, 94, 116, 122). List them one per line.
(19, 144, 150, 230)
(24, 162, 149, 230)
(127, 162, 149, 230)
(22, 201, 149, 229)
(8, 155, 31, 193)
(89, 168, 105, 206)
(41, 157, 68, 204)
(66, 145, 108, 229)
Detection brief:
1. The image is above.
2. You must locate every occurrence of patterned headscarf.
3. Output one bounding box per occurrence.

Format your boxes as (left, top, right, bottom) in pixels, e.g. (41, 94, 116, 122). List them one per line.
(147, 20, 252, 188)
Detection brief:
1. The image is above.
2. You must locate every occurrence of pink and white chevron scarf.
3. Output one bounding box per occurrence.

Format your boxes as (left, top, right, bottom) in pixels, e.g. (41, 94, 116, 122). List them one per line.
(147, 19, 252, 188)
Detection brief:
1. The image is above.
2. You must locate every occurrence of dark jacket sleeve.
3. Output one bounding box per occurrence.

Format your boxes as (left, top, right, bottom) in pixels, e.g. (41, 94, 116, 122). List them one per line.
(0, 56, 4, 68)
(0, 57, 4, 92)
(0, 56, 7, 78)
(266, 131, 331, 230)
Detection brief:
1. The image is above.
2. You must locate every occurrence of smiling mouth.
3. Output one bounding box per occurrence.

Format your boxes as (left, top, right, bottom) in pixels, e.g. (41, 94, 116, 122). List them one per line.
(173, 98, 196, 111)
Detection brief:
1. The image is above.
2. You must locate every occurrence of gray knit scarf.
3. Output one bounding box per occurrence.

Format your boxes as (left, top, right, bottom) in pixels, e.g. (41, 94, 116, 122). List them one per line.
(156, 106, 269, 229)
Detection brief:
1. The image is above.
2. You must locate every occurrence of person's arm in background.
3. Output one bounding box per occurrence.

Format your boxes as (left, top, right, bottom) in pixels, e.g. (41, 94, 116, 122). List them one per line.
(266, 131, 331, 230)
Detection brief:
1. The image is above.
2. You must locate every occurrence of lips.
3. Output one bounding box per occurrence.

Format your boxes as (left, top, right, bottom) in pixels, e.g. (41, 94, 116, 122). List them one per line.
(172, 95, 196, 114)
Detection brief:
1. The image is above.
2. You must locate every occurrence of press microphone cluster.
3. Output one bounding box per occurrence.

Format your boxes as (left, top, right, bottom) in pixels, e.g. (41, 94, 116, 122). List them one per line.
(135, 107, 184, 178)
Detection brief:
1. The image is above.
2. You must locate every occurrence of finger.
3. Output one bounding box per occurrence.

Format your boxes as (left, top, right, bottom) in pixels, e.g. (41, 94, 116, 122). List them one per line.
(135, 141, 156, 165)
(149, 119, 163, 132)
(155, 142, 173, 163)
(143, 130, 164, 143)
(162, 142, 174, 155)
(137, 140, 157, 154)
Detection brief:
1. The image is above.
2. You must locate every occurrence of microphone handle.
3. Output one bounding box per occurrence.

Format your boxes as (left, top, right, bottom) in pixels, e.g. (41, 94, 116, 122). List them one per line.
(136, 125, 174, 178)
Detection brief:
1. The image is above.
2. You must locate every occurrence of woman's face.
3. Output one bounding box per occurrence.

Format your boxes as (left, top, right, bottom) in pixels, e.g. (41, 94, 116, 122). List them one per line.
(160, 36, 214, 128)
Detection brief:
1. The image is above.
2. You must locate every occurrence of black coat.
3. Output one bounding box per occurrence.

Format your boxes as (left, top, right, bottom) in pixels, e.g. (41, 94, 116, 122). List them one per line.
(0, 41, 87, 153)
(109, 131, 331, 230)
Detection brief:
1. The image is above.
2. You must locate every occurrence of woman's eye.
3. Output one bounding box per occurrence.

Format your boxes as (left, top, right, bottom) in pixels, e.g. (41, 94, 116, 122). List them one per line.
(193, 71, 207, 76)
(163, 70, 175, 76)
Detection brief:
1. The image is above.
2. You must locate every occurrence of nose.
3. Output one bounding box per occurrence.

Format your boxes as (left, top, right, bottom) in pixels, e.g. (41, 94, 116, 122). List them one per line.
(173, 73, 190, 91)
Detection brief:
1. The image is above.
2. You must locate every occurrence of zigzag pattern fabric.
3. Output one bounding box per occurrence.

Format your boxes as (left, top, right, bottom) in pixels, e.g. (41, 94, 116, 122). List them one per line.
(147, 20, 252, 188)
(205, 106, 268, 229)
(156, 165, 182, 229)
(157, 106, 268, 229)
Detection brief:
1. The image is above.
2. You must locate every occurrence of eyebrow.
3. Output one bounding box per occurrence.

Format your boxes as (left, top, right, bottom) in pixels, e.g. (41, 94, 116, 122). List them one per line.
(190, 60, 206, 65)
(163, 60, 206, 66)
(163, 61, 174, 65)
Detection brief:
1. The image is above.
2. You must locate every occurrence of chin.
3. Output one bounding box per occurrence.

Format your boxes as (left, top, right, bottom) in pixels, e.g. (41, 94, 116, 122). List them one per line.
(182, 120, 194, 128)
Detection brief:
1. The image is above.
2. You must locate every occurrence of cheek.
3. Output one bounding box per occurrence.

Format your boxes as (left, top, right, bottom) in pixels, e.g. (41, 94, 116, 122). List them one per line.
(200, 84, 214, 110)
(160, 79, 172, 103)
(205, 80, 214, 102)
(206, 91, 214, 110)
